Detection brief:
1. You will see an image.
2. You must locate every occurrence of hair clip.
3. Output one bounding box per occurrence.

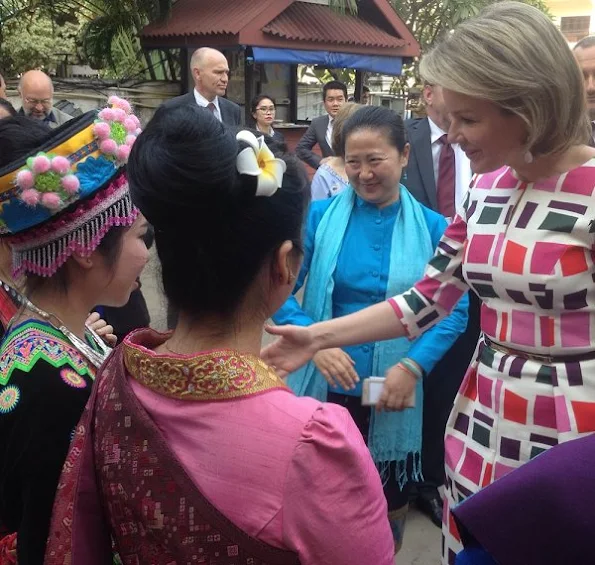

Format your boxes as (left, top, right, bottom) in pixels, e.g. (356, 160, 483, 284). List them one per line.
(236, 130, 286, 197)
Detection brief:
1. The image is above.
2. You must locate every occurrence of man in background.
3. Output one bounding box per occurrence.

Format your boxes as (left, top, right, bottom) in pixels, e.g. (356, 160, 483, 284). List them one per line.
(163, 47, 242, 126)
(296, 80, 347, 169)
(403, 82, 480, 528)
(573, 35, 595, 145)
(18, 70, 72, 128)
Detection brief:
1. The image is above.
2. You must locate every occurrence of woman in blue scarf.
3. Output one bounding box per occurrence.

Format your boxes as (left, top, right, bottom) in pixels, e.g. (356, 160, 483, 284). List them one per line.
(272, 106, 468, 553)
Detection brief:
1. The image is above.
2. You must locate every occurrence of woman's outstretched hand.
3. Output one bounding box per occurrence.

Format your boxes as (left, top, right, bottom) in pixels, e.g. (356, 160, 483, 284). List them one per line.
(261, 324, 319, 377)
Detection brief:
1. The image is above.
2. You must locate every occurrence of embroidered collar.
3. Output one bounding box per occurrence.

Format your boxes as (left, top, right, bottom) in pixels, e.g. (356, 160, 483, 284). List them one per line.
(123, 328, 290, 401)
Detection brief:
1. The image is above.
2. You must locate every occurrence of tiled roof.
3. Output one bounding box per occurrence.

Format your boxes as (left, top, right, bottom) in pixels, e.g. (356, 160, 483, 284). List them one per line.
(262, 2, 406, 48)
(142, 0, 265, 38)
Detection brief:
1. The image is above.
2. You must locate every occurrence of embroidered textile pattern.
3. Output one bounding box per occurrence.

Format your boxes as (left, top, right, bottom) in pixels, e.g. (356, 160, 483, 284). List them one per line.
(60, 368, 88, 389)
(124, 335, 288, 401)
(9, 174, 138, 278)
(0, 321, 96, 385)
(97, 355, 300, 564)
(0, 385, 20, 414)
(45, 347, 300, 564)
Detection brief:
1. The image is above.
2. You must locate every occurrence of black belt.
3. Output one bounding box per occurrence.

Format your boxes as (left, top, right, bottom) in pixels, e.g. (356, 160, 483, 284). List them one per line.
(483, 336, 595, 364)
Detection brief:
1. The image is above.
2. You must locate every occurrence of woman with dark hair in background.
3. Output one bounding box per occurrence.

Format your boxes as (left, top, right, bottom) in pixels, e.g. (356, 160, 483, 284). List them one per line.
(45, 105, 394, 565)
(273, 105, 468, 553)
(0, 98, 146, 565)
(250, 93, 285, 143)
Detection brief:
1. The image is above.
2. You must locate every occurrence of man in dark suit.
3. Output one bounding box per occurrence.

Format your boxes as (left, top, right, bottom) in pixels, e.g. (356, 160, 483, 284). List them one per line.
(404, 83, 481, 528)
(162, 47, 242, 126)
(296, 80, 347, 169)
(573, 36, 595, 146)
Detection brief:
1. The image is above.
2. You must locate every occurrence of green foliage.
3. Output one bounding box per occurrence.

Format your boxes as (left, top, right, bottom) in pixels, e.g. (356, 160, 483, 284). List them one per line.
(330, 0, 551, 92)
(1, 8, 80, 75)
(1, 0, 175, 79)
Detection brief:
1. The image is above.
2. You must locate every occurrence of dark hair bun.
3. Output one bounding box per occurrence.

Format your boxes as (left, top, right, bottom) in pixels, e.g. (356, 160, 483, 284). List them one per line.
(127, 103, 310, 319)
(128, 104, 240, 228)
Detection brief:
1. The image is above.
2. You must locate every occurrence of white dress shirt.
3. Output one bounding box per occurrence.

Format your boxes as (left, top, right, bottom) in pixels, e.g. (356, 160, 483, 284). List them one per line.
(428, 117, 472, 217)
(325, 116, 334, 147)
(194, 89, 222, 122)
(256, 124, 275, 137)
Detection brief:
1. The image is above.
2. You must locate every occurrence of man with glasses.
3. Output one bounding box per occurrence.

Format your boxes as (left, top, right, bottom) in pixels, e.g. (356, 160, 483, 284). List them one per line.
(18, 70, 72, 129)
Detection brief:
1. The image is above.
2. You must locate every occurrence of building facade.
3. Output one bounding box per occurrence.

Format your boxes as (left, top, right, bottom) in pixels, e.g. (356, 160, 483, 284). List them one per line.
(547, 0, 595, 44)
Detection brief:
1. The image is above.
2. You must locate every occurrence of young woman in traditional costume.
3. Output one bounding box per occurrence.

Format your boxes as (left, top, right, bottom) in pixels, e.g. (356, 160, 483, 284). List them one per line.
(0, 97, 146, 565)
(45, 105, 395, 565)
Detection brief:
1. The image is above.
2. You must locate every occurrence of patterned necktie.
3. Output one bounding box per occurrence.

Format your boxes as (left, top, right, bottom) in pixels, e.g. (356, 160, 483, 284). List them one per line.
(207, 102, 216, 115)
(437, 134, 456, 218)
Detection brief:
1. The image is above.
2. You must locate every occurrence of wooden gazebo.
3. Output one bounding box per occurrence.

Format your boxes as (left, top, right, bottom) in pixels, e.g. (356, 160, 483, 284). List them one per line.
(141, 0, 419, 140)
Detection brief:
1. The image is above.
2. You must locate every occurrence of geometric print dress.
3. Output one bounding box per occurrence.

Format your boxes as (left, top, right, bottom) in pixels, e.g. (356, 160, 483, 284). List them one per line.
(389, 160, 595, 564)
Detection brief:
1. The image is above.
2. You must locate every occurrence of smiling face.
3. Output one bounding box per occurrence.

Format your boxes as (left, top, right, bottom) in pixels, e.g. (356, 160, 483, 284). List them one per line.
(344, 128, 409, 207)
(443, 88, 527, 174)
(574, 45, 595, 121)
(19, 70, 54, 120)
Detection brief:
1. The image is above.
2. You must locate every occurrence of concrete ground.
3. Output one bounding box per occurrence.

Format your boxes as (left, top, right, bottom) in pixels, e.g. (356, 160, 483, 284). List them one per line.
(140, 251, 442, 564)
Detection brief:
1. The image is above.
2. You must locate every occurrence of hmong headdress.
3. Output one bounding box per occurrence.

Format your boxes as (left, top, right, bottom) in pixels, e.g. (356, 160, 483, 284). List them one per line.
(0, 96, 141, 278)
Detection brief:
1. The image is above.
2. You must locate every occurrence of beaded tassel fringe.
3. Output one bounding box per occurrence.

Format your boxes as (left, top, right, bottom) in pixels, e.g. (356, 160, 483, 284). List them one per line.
(11, 182, 138, 278)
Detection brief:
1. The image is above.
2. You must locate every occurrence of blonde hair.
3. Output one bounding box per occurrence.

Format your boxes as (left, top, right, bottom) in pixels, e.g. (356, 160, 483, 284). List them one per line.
(332, 102, 361, 156)
(420, 1, 590, 157)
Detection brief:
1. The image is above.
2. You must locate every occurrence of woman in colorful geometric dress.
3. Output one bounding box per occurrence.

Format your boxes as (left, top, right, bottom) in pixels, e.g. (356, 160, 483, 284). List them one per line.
(44, 106, 394, 565)
(262, 3, 595, 564)
(273, 105, 468, 553)
(0, 98, 146, 565)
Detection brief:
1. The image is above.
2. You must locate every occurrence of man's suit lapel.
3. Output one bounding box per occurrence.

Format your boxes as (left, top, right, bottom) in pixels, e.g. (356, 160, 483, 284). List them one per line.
(409, 118, 438, 210)
(219, 98, 228, 125)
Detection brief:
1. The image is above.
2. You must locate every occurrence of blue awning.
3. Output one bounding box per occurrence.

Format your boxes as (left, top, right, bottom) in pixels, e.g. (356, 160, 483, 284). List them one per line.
(251, 47, 403, 76)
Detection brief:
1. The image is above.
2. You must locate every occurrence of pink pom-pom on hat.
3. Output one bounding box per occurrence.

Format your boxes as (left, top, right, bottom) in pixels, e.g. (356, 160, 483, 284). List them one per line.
(94, 122, 111, 139)
(41, 192, 62, 210)
(61, 174, 80, 195)
(16, 170, 35, 190)
(32, 155, 51, 174)
(51, 156, 71, 175)
(124, 117, 137, 133)
(116, 145, 131, 162)
(100, 139, 118, 155)
(115, 99, 132, 114)
(125, 134, 137, 147)
(20, 188, 40, 207)
(112, 108, 127, 122)
(98, 108, 115, 122)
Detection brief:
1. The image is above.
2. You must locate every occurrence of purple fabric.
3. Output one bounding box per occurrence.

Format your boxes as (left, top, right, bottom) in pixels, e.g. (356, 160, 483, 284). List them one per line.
(452, 434, 595, 564)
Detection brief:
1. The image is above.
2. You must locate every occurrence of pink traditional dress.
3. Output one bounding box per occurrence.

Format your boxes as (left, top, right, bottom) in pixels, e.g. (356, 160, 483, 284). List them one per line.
(389, 161, 595, 564)
(46, 329, 395, 565)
